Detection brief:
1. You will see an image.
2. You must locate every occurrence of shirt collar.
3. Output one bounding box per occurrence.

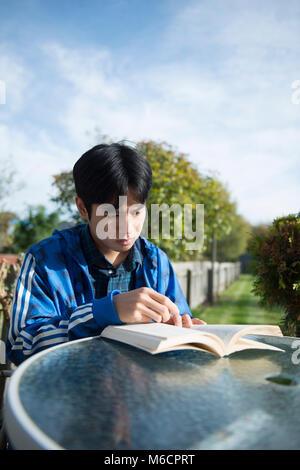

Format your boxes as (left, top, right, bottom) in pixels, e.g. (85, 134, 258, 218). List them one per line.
(80, 223, 143, 271)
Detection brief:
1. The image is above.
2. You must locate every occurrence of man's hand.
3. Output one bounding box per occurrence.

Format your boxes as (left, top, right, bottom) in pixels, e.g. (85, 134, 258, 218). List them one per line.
(165, 313, 206, 328)
(113, 287, 180, 324)
(113, 287, 206, 327)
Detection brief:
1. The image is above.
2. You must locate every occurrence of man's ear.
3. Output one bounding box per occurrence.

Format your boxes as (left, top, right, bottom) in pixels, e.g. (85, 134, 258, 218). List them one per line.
(75, 196, 89, 220)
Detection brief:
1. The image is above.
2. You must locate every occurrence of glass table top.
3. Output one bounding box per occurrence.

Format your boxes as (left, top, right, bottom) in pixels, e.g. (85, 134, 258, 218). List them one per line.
(5, 334, 300, 450)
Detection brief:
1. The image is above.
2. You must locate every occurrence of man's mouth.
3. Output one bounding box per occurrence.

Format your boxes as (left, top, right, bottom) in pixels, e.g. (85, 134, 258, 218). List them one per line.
(117, 238, 133, 246)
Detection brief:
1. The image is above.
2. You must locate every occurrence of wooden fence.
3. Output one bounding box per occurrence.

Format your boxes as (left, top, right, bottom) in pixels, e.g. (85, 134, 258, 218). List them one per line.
(0, 254, 241, 322)
(173, 260, 241, 309)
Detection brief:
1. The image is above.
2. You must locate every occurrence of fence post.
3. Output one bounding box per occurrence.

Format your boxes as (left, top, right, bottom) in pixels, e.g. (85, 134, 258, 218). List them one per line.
(207, 268, 214, 304)
(207, 234, 217, 304)
(186, 269, 192, 306)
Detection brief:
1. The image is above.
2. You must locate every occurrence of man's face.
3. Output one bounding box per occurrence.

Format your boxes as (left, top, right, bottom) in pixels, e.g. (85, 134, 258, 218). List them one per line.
(79, 189, 146, 253)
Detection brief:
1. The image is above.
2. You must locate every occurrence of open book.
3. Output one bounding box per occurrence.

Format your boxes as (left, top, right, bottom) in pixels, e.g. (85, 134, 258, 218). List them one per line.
(100, 323, 284, 358)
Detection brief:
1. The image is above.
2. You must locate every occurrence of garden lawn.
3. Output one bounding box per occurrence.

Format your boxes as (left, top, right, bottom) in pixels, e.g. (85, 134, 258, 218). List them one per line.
(192, 274, 284, 326)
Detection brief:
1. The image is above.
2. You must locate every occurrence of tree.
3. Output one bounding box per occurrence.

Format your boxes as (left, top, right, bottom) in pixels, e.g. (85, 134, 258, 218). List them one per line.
(206, 213, 252, 262)
(51, 128, 113, 224)
(0, 161, 16, 211)
(137, 140, 236, 260)
(10, 205, 62, 253)
(0, 157, 24, 211)
(0, 254, 24, 341)
(249, 213, 300, 336)
(51, 171, 80, 224)
(0, 212, 17, 252)
(246, 223, 271, 249)
(50, 139, 237, 261)
(0, 157, 26, 252)
(199, 174, 237, 244)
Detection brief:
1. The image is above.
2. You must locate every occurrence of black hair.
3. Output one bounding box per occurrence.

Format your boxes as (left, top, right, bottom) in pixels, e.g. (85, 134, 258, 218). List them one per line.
(73, 142, 152, 220)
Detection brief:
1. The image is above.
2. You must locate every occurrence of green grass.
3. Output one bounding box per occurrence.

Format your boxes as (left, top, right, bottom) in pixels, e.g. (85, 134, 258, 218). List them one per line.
(192, 274, 284, 325)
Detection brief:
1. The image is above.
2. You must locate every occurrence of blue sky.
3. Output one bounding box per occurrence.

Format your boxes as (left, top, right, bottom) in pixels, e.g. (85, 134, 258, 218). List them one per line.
(0, 0, 300, 225)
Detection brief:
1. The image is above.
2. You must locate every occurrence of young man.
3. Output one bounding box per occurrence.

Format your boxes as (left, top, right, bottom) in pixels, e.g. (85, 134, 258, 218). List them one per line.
(7, 143, 205, 365)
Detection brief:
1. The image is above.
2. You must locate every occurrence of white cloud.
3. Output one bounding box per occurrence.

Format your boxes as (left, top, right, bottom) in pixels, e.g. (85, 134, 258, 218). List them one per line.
(1, 1, 300, 226)
(0, 123, 75, 216)
(0, 46, 32, 115)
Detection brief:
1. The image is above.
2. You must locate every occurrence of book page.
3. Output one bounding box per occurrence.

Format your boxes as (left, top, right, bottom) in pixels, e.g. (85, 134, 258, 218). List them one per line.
(226, 337, 284, 355)
(227, 325, 282, 354)
(101, 323, 206, 353)
(101, 323, 283, 357)
(192, 325, 248, 347)
(192, 325, 282, 353)
(106, 322, 206, 340)
(101, 323, 225, 356)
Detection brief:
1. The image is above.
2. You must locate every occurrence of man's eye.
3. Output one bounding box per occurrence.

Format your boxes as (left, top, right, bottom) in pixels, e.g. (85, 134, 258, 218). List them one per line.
(104, 211, 117, 218)
(130, 205, 145, 216)
(128, 210, 141, 216)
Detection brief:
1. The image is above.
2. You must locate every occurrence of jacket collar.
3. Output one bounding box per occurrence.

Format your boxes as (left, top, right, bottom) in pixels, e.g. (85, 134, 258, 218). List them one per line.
(52, 224, 158, 269)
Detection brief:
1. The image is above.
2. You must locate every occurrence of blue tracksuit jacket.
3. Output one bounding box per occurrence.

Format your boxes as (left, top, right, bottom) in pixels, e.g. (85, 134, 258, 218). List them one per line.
(6, 224, 192, 365)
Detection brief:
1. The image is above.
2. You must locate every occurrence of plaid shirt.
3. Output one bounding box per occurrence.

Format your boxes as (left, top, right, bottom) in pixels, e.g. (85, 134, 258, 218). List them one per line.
(8, 223, 192, 365)
(79, 223, 143, 299)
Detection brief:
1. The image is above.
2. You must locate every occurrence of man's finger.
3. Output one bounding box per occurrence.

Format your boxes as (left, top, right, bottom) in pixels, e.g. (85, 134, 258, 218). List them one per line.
(133, 304, 163, 323)
(146, 288, 180, 315)
(191, 318, 207, 325)
(143, 310, 164, 323)
(182, 314, 193, 328)
(139, 313, 162, 323)
(143, 297, 172, 322)
(170, 312, 182, 327)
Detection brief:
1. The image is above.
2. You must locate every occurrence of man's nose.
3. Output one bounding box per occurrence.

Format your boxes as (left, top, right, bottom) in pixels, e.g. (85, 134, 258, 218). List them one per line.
(118, 213, 134, 238)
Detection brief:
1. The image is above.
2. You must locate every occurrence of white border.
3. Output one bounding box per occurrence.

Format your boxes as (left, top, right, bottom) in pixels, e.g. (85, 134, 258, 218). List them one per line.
(4, 336, 95, 450)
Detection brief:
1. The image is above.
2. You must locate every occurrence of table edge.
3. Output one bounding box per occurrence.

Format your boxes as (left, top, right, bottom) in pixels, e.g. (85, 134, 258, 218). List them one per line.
(4, 336, 96, 450)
